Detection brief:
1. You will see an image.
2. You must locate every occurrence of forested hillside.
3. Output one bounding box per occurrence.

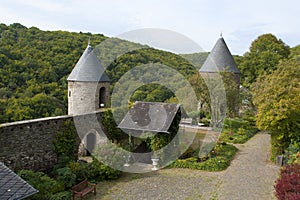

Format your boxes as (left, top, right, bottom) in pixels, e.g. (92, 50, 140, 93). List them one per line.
(180, 52, 209, 69)
(0, 23, 204, 123)
(1, 23, 299, 132)
(0, 23, 109, 122)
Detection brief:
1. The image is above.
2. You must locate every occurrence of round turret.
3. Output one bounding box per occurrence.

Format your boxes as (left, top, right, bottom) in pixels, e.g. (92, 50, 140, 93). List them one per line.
(67, 44, 110, 115)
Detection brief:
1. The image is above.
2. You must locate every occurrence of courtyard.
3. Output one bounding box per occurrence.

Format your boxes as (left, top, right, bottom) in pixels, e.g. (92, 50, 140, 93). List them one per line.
(86, 133, 279, 200)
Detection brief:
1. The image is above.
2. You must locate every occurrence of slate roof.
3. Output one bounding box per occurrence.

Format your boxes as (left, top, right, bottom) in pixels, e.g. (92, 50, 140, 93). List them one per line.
(67, 44, 111, 82)
(0, 162, 38, 200)
(199, 37, 241, 74)
(118, 101, 181, 134)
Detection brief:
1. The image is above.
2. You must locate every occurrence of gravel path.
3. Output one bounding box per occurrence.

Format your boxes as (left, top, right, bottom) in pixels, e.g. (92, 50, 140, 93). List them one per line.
(218, 132, 280, 200)
(88, 132, 280, 200)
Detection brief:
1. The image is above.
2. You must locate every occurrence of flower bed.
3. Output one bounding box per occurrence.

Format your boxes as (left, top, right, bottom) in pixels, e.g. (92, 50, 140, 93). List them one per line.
(168, 143, 238, 171)
(219, 118, 258, 144)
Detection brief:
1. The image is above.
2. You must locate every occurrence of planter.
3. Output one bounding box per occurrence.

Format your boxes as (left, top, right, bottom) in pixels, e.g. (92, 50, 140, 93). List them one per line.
(151, 158, 159, 170)
(123, 155, 131, 167)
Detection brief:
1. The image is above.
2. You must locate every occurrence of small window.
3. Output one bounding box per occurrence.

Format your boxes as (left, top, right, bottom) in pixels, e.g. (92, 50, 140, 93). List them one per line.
(69, 90, 71, 97)
(99, 87, 106, 108)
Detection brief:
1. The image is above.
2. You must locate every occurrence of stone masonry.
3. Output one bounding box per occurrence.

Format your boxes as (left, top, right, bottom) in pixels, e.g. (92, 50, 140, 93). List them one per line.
(0, 111, 105, 172)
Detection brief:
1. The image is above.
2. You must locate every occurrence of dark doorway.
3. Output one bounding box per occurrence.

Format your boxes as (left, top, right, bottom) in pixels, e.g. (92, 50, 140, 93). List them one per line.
(132, 141, 153, 164)
(86, 133, 96, 156)
(99, 87, 106, 108)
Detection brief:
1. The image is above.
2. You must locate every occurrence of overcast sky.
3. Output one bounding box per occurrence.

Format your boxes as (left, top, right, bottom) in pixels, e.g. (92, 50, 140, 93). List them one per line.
(1, 0, 299, 55)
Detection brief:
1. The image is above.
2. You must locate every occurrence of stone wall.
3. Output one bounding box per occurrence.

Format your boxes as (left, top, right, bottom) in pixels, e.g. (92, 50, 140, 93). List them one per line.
(0, 111, 105, 172)
(68, 81, 110, 115)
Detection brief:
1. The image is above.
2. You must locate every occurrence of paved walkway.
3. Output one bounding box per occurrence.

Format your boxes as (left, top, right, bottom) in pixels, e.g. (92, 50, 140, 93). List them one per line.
(218, 132, 280, 200)
(89, 132, 280, 200)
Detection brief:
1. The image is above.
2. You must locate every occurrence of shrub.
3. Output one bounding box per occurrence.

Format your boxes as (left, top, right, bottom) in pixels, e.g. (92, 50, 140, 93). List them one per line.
(219, 118, 258, 144)
(271, 134, 287, 162)
(53, 155, 73, 173)
(93, 142, 129, 170)
(223, 118, 243, 130)
(18, 170, 64, 200)
(170, 156, 230, 171)
(68, 159, 121, 183)
(200, 142, 216, 155)
(284, 140, 300, 165)
(179, 147, 198, 160)
(52, 119, 77, 167)
(102, 109, 126, 143)
(89, 159, 121, 181)
(198, 157, 229, 171)
(55, 167, 76, 188)
(188, 110, 209, 125)
(67, 161, 87, 183)
(199, 118, 210, 126)
(49, 191, 72, 200)
(169, 143, 238, 171)
(274, 164, 300, 200)
(83, 159, 106, 182)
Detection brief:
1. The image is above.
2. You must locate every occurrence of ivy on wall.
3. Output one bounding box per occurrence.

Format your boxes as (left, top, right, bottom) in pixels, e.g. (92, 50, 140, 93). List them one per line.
(52, 119, 77, 166)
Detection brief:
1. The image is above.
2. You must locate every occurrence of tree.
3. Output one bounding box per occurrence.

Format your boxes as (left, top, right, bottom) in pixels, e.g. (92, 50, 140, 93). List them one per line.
(5, 93, 64, 121)
(221, 72, 240, 118)
(52, 119, 78, 165)
(290, 45, 300, 62)
(0, 23, 107, 123)
(102, 110, 124, 143)
(239, 34, 290, 87)
(188, 73, 210, 111)
(0, 23, 199, 123)
(252, 59, 300, 160)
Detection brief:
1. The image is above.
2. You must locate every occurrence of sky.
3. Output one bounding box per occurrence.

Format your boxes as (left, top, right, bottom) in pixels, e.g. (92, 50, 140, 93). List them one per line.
(1, 0, 299, 55)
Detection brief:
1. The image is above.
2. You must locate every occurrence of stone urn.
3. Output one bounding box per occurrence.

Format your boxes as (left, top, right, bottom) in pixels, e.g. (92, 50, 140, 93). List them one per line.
(151, 158, 159, 170)
(123, 155, 131, 167)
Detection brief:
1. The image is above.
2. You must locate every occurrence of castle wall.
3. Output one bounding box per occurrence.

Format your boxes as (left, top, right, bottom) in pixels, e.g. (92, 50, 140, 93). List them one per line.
(0, 111, 105, 172)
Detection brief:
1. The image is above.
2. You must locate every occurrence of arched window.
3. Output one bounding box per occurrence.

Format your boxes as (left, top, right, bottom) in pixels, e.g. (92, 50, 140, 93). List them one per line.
(99, 87, 106, 108)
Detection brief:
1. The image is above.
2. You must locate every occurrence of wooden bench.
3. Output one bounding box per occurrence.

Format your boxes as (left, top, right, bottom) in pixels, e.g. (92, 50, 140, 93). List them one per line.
(72, 180, 96, 200)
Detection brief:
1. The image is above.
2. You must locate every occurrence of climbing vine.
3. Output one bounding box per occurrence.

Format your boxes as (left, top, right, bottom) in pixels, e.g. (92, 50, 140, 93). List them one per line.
(146, 110, 181, 160)
(52, 119, 77, 165)
(102, 109, 124, 143)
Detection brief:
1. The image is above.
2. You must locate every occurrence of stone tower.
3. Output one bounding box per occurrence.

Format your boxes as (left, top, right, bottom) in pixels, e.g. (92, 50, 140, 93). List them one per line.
(67, 43, 110, 115)
(199, 36, 241, 116)
(199, 36, 241, 85)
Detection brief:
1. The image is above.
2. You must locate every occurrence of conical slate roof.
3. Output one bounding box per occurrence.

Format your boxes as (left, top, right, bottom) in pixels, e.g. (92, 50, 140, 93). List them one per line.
(199, 37, 240, 74)
(67, 44, 111, 82)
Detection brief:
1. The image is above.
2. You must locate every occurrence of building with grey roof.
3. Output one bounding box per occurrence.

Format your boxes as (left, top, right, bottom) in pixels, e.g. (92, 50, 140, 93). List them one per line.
(67, 43, 111, 115)
(0, 162, 38, 200)
(118, 101, 181, 136)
